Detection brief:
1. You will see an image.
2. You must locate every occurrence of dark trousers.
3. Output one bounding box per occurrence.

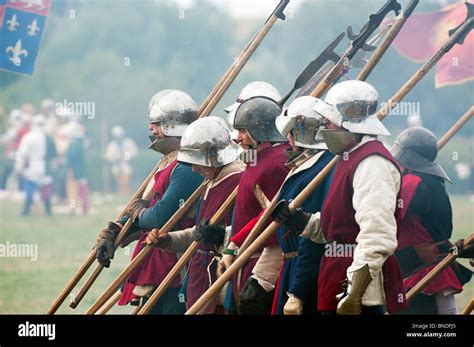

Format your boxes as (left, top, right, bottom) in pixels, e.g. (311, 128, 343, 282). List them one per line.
(142, 287, 186, 315)
(398, 294, 438, 315)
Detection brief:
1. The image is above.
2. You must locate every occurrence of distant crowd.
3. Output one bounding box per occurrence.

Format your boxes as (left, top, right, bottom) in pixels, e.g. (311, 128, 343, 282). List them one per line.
(0, 100, 137, 216)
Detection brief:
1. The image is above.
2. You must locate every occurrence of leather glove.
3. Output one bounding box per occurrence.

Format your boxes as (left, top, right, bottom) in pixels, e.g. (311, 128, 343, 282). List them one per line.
(192, 219, 225, 246)
(95, 221, 122, 268)
(271, 200, 311, 234)
(336, 264, 372, 315)
(451, 238, 474, 265)
(146, 230, 171, 249)
(284, 293, 303, 315)
(126, 198, 150, 223)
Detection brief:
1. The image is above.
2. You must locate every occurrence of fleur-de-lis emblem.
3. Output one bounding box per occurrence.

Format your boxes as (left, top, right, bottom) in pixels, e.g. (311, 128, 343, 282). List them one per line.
(6, 40, 28, 66)
(27, 19, 41, 37)
(6, 14, 20, 32)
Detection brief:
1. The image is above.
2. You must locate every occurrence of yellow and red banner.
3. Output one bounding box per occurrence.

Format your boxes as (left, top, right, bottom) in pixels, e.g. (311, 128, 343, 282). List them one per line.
(389, 1, 473, 88)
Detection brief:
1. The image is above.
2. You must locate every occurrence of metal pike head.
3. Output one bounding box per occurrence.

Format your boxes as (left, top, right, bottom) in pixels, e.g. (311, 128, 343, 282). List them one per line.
(347, 0, 401, 59)
(448, 1, 474, 44)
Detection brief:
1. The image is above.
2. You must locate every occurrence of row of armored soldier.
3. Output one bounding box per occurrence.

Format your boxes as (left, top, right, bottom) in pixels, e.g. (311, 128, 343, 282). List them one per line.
(95, 81, 473, 315)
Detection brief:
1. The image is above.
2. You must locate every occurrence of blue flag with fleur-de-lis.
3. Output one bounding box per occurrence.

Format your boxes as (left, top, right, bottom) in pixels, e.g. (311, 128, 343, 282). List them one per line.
(0, 0, 52, 76)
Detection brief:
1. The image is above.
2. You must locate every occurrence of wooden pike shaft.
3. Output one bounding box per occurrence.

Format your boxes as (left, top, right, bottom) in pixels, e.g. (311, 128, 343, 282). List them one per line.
(68, 262, 104, 309)
(65, 9, 277, 311)
(69, 186, 155, 309)
(197, 169, 294, 314)
(46, 162, 160, 315)
(118, 162, 160, 219)
(96, 290, 121, 315)
(73, 4, 284, 313)
(186, 19, 474, 313)
(309, 52, 347, 98)
(47, 251, 96, 314)
(394, 107, 473, 302)
(208, 5, 425, 306)
(130, 303, 143, 315)
(51, 0, 288, 315)
(186, 157, 337, 315)
(199, 15, 279, 118)
(376, 18, 474, 122)
(462, 298, 473, 315)
(197, 30, 259, 116)
(357, 0, 419, 81)
(84, 181, 208, 315)
(406, 254, 455, 301)
(198, 0, 288, 116)
(68, 223, 133, 309)
(136, 186, 239, 315)
(437, 106, 473, 150)
(238, 193, 279, 255)
(406, 233, 474, 302)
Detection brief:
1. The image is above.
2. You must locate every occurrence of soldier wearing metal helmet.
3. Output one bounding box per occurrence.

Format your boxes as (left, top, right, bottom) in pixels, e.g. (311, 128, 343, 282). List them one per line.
(271, 80, 407, 315)
(225, 81, 281, 141)
(147, 89, 198, 154)
(95, 89, 203, 314)
(146, 117, 245, 313)
(392, 127, 472, 314)
(265, 96, 335, 315)
(219, 96, 290, 314)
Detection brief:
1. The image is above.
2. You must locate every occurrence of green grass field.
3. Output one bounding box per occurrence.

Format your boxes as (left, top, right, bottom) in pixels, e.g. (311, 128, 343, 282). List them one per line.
(0, 194, 472, 314)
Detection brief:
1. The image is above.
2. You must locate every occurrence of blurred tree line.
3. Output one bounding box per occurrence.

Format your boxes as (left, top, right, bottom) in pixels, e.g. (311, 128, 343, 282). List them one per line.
(0, 0, 472, 193)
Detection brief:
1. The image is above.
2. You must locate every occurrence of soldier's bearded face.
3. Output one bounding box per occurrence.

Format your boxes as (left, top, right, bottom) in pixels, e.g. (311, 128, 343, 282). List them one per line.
(236, 129, 258, 149)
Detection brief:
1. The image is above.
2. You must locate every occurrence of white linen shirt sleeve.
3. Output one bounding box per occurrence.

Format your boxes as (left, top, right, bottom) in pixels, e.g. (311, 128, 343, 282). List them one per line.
(347, 154, 401, 306)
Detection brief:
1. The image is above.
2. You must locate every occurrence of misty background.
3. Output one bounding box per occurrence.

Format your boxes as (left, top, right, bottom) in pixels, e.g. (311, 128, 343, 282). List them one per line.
(1, 0, 472, 193)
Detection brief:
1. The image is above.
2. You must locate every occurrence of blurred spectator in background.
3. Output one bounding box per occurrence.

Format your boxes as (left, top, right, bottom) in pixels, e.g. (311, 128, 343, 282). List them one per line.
(52, 106, 73, 203)
(65, 121, 89, 215)
(41, 98, 57, 135)
(0, 109, 30, 194)
(15, 114, 56, 216)
(20, 103, 35, 119)
(104, 125, 137, 195)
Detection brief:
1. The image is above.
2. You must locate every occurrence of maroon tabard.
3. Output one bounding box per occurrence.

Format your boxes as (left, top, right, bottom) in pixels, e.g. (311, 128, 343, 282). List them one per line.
(186, 171, 243, 312)
(318, 140, 407, 314)
(231, 143, 290, 295)
(119, 159, 194, 305)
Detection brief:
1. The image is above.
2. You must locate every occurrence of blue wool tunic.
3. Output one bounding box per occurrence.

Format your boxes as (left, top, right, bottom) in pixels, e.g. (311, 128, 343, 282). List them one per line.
(273, 150, 334, 314)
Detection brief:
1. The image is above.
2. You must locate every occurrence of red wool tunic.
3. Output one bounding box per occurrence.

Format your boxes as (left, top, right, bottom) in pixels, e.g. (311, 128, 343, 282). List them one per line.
(397, 173, 463, 295)
(119, 160, 194, 305)
(230, 143, 290, 293)
(186, 170, 243, 313)
(318, 140, 407, 314)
